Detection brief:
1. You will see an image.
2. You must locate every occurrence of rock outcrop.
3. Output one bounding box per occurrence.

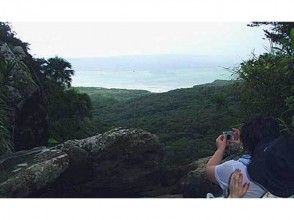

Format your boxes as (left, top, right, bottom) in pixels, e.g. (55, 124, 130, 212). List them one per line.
(41, 128, 164, 197)
(0, 42, 48, 153)
(0, 128, 166, 197)
(0, 147, 69, 197)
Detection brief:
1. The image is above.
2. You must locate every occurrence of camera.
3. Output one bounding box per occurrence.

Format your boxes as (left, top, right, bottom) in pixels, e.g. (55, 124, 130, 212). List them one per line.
(223, 130, 235, 141)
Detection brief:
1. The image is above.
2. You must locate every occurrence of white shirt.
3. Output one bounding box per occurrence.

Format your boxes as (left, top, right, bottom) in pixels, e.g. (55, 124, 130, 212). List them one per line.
(215, 160, 266, 198)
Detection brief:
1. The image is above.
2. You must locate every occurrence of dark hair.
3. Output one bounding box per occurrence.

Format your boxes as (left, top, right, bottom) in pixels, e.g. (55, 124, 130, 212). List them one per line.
(240, 116, 280, 155)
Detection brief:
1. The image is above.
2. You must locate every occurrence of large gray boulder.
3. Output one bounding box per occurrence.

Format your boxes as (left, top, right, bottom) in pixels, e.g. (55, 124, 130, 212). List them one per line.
(0, 128, 165, 197)
(41, 128, 164, 197)
(0, 147, 69, 197)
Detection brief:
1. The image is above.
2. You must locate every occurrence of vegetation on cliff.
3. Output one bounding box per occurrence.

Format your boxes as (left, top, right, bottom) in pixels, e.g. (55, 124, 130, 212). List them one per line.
(38, 57, 95, 143)
(237, 22, 294, 133)
(0, 22, 94, 153)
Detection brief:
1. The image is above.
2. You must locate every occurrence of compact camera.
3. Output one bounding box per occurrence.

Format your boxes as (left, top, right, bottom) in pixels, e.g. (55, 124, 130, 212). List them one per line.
(223, 130, 235, 141)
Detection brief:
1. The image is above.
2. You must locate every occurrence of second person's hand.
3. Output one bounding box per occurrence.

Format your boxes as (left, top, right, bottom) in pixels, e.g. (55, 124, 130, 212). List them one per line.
(229, 169, 250, 198)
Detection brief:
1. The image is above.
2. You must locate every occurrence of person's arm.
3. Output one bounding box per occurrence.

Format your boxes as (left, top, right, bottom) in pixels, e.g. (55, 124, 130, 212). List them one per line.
(228, 169, 250, 198)
(206, 134, 228, 183)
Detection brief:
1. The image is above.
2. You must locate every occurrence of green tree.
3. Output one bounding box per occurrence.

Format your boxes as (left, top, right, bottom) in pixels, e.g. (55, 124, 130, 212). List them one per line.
(0, 22, 29, 51)
(237, 22, 294, 132)
(34, 56, 95, 143)
(44, 57, 74, 88)
(48, 88, 94, 143)
(249, 22, 294, 55)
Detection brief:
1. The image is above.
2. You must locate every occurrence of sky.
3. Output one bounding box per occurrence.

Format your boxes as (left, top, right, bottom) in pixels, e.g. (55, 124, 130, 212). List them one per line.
(11, 22, 268, 60)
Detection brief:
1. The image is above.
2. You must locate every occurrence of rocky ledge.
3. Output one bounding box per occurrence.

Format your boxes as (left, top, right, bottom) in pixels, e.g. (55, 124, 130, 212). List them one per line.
(0, 128, 231, 198)
(0, 147, 69, 197)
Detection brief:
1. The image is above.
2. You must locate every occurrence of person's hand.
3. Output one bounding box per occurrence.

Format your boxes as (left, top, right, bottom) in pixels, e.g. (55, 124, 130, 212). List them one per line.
(229, 169, 250, 198)
(216, 134, 228, 151)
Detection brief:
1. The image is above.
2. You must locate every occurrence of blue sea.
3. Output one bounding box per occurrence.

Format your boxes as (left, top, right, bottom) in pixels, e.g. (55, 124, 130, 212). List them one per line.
(70, 55, 237, 92)
(72, 67, 233, 92)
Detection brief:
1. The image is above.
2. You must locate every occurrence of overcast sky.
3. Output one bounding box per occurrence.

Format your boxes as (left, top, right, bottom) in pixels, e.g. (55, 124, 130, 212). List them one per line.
(11, 22, 268, 60)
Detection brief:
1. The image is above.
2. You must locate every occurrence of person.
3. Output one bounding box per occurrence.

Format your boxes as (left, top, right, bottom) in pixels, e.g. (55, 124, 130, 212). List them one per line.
(206, 117, 280, 198)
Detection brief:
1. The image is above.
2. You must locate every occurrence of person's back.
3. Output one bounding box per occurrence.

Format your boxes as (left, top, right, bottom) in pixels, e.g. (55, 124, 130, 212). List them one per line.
(215, 158, 266, 198)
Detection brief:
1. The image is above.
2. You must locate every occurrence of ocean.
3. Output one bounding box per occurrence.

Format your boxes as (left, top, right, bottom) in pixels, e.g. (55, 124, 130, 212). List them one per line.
(71, 66, 233, 93)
